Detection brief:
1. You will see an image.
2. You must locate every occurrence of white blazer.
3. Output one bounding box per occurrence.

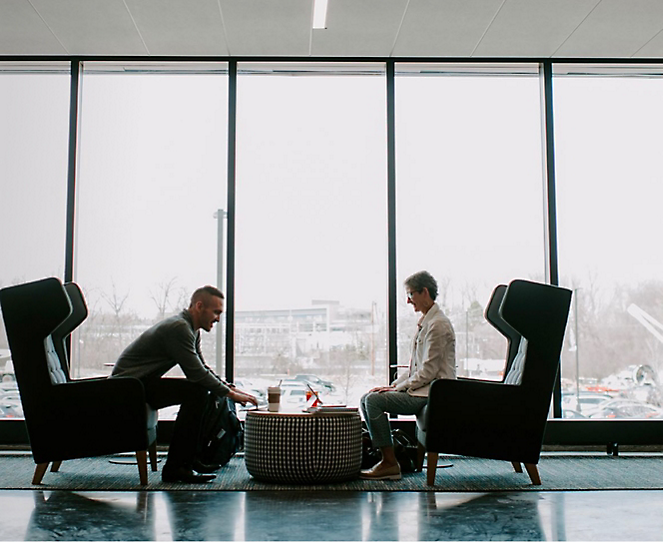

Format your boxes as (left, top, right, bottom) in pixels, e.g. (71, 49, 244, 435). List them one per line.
(393, 303, 456, 397)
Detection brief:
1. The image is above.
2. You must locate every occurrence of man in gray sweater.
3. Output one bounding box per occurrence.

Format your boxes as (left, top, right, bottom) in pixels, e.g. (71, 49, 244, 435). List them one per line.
(112, 286, 257, 483)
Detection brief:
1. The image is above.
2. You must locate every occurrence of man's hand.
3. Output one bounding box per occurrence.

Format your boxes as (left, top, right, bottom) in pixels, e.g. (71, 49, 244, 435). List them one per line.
(227, 388, 258, 407)
(369, 385, 397, 393)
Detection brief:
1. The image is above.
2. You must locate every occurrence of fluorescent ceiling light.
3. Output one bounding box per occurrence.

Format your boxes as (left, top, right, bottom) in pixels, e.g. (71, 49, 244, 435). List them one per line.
(312, 0, 328, 29)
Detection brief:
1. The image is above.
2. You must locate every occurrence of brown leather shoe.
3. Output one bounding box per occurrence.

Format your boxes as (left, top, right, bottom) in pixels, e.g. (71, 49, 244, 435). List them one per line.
(360, 462, 402, 480)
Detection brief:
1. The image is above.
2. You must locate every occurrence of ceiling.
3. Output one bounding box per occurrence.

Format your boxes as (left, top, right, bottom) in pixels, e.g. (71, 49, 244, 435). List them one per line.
(2, 0, 663, 59)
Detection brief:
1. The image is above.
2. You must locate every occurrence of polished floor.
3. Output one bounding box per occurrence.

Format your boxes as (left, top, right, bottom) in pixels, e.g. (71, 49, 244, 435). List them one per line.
(0, 488, 662, 541)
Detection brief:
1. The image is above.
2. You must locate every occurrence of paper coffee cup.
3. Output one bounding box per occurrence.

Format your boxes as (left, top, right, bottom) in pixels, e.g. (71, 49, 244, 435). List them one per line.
(267, 386, 281, 412)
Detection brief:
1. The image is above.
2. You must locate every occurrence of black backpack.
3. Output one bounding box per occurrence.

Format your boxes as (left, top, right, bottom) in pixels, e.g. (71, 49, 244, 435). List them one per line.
(198, 394, 244, 467)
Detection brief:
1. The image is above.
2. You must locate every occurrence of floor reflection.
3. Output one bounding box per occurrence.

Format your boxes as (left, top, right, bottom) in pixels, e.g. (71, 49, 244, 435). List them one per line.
(417, 492, 545, 541)
(161, 490, 544, 541)
(163, 491, 368, 541)
(25, 491, 155, 541)
(6, 488, 663, 541)
(163, 491, 242, 541)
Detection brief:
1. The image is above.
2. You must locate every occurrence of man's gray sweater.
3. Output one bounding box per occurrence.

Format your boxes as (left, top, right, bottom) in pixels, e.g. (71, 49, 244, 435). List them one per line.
(112, 309, 230, 398)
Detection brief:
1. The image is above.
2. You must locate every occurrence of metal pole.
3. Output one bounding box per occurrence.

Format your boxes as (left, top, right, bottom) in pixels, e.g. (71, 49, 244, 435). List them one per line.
(215, 209, 226, 376)
(540, 61, 563, 418)
(64, 60, 81, 376)
(575, 289, 581, 412)
(225, 61, 237, 384)
(64, 60, 81, 284)
(466, 310, 469, 375)
(386, 61, 398, 385)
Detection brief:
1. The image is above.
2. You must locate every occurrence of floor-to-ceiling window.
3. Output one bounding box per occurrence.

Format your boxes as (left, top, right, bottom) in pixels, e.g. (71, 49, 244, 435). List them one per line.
(395, 63, 546, 382)
(554, 64, 663, 420)
(0, 63, 70, 419)
(234, 63, 388, 408)
(4, 57, 663, 437)
(73, 63, 228, 417)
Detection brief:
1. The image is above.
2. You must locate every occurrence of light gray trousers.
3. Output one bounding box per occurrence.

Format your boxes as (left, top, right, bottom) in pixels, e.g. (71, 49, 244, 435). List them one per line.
(360, 390, 427, 449)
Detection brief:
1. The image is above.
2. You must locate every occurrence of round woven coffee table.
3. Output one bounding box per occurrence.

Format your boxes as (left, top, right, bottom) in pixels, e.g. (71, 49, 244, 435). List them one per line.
(244, 410, 362, 484)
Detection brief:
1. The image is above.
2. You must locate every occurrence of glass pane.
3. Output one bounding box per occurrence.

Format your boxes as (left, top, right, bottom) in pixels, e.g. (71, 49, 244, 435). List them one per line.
(395, 63, 545, 383)
(0, 66, 70, 418)
(554, 65, 663, 420)
(74, 65, 228, 423)
(235, 63, 388, 410)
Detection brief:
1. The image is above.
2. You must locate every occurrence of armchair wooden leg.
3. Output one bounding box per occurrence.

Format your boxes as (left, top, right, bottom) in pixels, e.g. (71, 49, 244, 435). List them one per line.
(50, 461, 62, 472)
(524, 463, 541, 485)
(416, 443, 426, 473)
(32, 463, 49, 485)
(426, 452, 438, 486)
(148, 441, 158, 472)
(136, 450, 148, 486)
(511, 461, 523, 473)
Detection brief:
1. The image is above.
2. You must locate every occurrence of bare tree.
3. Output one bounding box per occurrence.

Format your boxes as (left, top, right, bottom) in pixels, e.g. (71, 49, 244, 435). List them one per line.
(437, 275, 451, 311)
(149, 278, 177, 320)
(101, 282, 130, 319)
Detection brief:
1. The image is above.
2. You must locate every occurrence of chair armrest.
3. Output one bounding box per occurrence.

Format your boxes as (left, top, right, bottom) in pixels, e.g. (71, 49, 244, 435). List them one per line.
(457, 376, 505, 384)
(427, 378, 526, 421)
(36, 376, 151, 459)
(52, 376, 147, 419)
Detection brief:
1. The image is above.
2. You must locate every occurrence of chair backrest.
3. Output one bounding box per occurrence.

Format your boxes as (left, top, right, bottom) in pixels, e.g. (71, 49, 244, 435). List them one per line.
(0, 278, 72, 419)
(51, 282, 88, 378)
(484, 284, 523, 380)
(500, 279, 572, 413)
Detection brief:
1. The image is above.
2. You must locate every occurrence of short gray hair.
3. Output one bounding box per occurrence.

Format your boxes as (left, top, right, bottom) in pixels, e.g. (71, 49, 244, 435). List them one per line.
(404, 271, 438, 301)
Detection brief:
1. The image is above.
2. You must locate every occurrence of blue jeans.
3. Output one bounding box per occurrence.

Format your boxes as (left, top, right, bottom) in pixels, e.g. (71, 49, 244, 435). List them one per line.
(360, 390, 427, 449)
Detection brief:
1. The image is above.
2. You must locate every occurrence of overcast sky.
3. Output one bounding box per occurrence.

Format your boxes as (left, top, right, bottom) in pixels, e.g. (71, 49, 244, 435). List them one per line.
(2, 68, 663, 322)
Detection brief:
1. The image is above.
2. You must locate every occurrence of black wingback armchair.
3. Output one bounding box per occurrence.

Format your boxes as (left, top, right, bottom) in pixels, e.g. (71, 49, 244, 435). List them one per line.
(0, 277, 156, 485)
(418, 279, 572, 486)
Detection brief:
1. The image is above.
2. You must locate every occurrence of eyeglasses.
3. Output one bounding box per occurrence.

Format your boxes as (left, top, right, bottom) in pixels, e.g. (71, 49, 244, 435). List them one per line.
(406, 291, 416, 301)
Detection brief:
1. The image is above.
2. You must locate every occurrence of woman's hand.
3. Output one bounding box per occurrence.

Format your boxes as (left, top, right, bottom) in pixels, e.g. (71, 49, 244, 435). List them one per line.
(369, 385, 397, 393)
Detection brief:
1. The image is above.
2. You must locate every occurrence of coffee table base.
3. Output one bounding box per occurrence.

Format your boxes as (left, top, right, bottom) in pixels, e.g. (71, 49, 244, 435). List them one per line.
(244, 411, 362, 484)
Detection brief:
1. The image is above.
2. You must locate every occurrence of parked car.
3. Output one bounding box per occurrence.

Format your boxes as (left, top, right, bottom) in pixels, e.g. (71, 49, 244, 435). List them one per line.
(589, 399, 663, 419)
(0, 351, 14, 383)
(280, 386, 309, 407)
(291, 374, 335, 392)
(0, 391, 23, 418)
(562, 391, 614, 417)
(562, 409, 587, 419)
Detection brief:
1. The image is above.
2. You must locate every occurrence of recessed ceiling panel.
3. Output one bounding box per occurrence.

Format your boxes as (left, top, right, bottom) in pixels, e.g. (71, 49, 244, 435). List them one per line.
(311, 0, 407, 57)
(219, 0, 312, 57)
(0, 0, 68, 54)
(554, 0, 663, 58)
(474, 0, 599, 58)
(30, 0, 148, 55)
(125, 0, 229, 56)
(393, 0, 504, 57)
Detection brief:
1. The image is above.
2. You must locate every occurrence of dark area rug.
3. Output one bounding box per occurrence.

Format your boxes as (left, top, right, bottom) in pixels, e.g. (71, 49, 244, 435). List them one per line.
(2, 452, 663, 492)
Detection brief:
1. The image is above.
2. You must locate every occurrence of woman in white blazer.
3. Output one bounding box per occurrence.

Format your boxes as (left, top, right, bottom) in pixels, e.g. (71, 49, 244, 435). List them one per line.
(360, 271, 456, 480)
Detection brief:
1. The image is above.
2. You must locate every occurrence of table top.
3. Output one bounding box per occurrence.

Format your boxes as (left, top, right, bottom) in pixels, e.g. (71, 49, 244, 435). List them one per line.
(246, 407, 359, 418)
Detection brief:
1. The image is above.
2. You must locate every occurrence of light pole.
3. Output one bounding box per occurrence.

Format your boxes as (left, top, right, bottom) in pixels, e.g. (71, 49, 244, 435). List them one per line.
(574, 288, 581, 412)
(214, 209, 227, 376)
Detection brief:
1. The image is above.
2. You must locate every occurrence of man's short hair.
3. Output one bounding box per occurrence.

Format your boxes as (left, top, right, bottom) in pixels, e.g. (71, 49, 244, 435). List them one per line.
(404, 271, 438, 301)
(190, 286, 224, 307)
